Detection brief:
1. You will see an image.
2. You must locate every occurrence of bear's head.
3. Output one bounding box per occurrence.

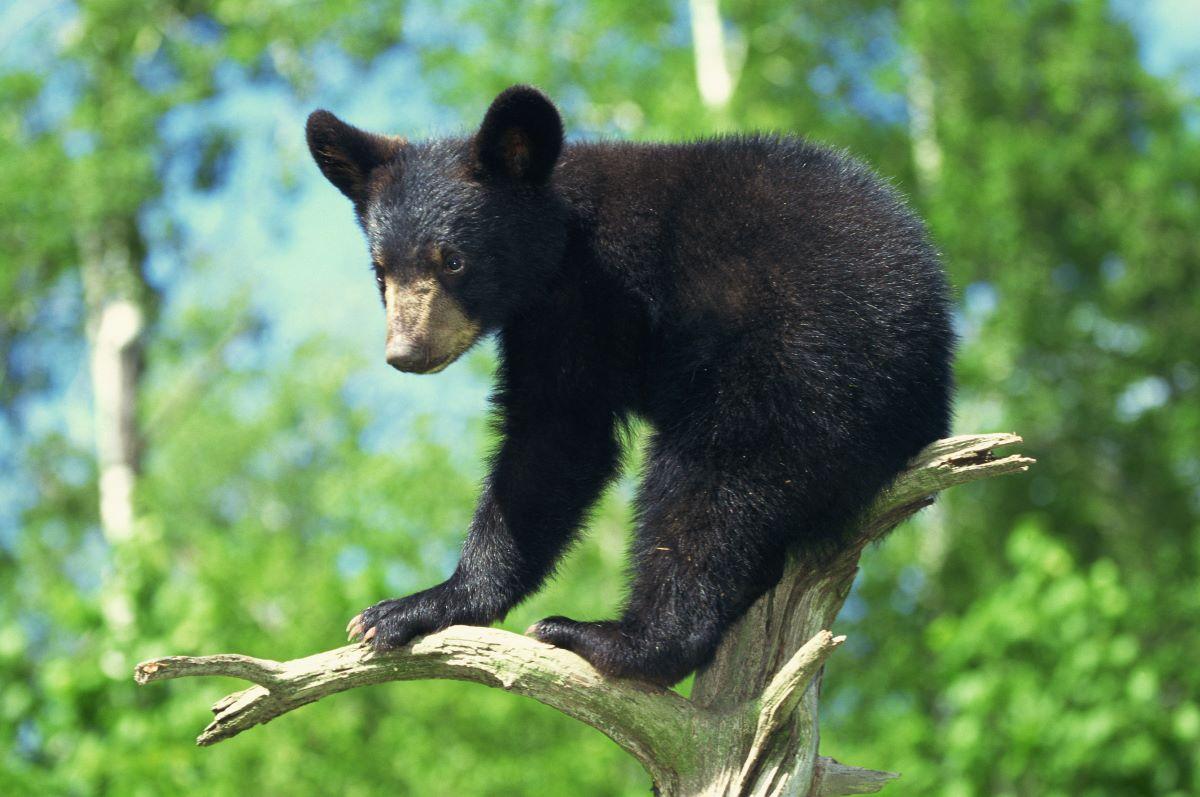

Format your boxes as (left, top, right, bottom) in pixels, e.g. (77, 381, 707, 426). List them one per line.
(306, 85, 567, 373)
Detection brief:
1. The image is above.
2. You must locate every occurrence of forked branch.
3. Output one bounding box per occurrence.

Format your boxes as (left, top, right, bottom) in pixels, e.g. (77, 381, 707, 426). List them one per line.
(136, 433, 1032, 796)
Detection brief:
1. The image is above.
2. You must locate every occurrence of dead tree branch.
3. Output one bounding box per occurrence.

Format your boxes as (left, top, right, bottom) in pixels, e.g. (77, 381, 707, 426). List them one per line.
(136, 433, 1032, 796)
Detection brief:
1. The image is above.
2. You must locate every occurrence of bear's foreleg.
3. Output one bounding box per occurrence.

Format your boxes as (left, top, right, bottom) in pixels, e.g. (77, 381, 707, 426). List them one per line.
(350, 409, 620, 650)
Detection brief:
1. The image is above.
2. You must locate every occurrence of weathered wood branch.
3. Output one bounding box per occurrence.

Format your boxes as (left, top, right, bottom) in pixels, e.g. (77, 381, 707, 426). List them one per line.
(136, 433, 1032, 796)
(137, 626, 701, 785)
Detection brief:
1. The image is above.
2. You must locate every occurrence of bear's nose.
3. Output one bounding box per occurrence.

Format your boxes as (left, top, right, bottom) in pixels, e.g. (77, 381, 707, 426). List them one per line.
(386, 338, 427, 372)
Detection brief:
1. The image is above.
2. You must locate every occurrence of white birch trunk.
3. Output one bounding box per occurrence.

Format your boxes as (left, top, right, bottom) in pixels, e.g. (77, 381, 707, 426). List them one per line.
(79, 230, 147, 637)
(689, 0, 736, 110)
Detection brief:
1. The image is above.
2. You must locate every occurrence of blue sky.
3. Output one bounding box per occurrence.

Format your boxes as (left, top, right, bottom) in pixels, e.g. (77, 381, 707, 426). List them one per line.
(1122, 0, 1200, 93)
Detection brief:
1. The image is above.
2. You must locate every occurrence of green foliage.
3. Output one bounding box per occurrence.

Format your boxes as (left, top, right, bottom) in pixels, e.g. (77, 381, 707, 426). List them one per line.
(825, 520, 1200, 796)
(3, 333, 646, 794)
(2, 0, 1198, 794)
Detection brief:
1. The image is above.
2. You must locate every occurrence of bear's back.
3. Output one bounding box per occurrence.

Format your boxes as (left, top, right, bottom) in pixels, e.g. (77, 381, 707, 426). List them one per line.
(563, 135, 944, 320)
(558, 135, 954, 467)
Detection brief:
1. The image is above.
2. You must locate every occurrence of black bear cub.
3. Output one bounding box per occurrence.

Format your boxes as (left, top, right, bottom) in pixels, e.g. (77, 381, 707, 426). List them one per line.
(306, 85, 954, 686)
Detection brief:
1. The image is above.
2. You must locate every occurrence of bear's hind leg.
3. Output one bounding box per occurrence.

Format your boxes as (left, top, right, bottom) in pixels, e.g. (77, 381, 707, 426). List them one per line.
(530, 438, 793, 686)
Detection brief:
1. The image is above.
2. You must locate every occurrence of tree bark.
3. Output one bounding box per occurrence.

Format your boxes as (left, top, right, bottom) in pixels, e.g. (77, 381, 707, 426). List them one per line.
(136, 433, 1032, 796)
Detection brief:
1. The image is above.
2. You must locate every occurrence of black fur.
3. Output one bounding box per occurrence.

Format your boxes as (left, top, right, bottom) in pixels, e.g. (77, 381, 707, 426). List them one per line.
(311, 86, 954, 686)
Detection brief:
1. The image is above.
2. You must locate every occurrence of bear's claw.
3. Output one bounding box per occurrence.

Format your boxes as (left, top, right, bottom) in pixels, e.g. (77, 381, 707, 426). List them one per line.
(346, 614, 365, 641)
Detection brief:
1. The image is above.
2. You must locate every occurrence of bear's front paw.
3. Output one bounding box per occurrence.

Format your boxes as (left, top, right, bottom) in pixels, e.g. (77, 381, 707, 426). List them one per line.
(346, 588, 464, 651)
(346, 598, 425, 650)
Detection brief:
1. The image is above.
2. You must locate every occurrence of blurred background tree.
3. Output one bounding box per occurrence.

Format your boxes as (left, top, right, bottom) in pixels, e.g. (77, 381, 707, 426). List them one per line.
(1, 0, 1196, 794)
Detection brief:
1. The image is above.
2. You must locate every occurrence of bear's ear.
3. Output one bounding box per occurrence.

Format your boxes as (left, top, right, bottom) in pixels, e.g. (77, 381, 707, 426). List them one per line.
(306, 110, 400, 204)
(473, 85, 563, 184)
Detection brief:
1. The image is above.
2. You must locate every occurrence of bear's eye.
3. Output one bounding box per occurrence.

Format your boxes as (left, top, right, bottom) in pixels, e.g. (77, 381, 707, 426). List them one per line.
(372, 265, 385, 290)
(444, 254, 465, 275)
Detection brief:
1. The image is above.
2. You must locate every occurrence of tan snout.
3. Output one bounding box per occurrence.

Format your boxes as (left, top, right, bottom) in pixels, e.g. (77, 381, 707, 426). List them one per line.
(384, 276, 481, 374)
